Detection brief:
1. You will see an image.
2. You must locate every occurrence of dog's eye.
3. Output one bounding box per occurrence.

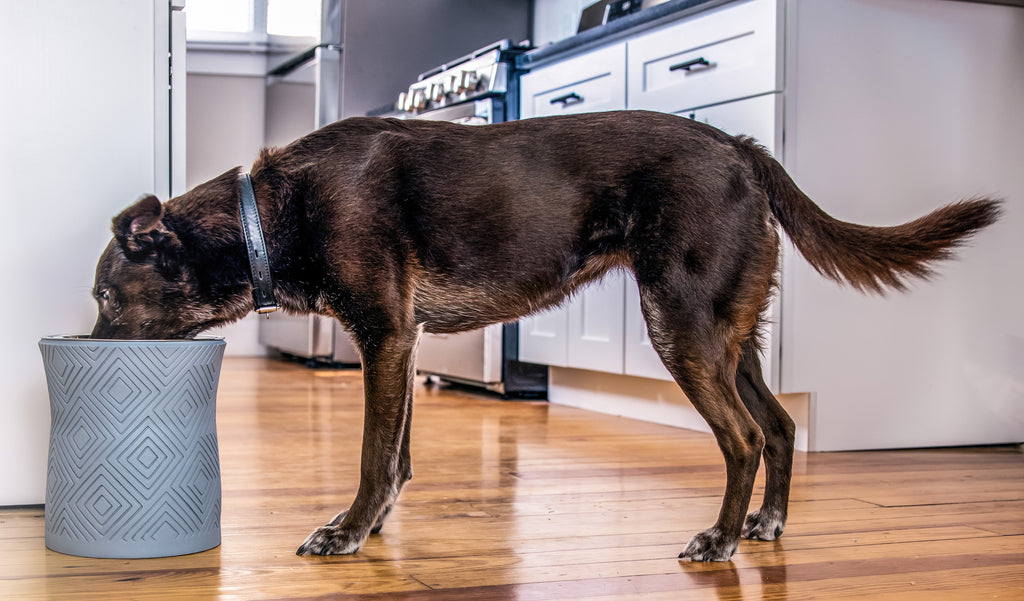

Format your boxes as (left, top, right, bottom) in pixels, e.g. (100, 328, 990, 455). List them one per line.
(97, 289, 110, 302)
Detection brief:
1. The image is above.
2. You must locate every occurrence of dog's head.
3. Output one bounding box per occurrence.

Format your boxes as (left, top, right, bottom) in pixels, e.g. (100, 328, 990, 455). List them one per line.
(90, 194, 219, 339)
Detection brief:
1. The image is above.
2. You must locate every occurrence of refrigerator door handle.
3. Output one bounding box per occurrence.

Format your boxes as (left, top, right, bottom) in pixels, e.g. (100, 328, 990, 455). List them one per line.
(268, 44, 342, 78)
(315, 45, 342, 128)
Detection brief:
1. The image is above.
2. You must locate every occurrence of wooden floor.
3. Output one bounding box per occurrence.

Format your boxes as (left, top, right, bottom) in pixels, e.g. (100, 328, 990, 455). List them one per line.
(3, 357, 1022, 600)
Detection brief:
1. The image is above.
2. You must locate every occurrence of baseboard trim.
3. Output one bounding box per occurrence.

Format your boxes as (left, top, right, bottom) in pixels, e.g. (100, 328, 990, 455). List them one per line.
(549, 367, 811, 452)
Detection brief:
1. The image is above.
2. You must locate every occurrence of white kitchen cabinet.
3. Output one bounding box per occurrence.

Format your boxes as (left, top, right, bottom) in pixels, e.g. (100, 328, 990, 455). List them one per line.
(623, 273, 672, 380)
(519, 271, 627, 373)
(528, 0, 1024, 451)
(779, 0, 1023, 450)
(682, 92, 779, 154)
(696, 94, 782, 390)
(693, 96, 781, 391)
(521, 271, 627, 374)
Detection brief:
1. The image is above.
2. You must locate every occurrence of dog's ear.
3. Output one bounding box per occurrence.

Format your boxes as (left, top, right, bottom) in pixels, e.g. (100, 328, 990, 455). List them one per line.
(112, 194, 180, 258)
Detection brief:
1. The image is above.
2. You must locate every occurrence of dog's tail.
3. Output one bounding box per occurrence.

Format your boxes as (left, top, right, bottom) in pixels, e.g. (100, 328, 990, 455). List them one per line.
(735, 137, 1002, 294)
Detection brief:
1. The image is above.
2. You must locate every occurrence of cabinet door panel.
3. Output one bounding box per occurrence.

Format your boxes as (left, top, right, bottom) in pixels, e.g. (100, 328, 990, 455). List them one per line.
(519, 44, 628, 371)
(519, 307, 569, 367)
(623, 273, 674, 381)
(567, 271, 626, 373)
(622, 95, 780, 388)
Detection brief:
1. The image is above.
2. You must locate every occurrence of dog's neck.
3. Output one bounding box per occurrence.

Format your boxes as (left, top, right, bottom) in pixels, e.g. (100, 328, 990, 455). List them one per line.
(160, 166, 316, 327)
(245, 159, 327, 317)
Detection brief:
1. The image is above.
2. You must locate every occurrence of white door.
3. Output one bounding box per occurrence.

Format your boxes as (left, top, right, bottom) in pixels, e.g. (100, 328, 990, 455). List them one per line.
(623, 272, 674, 381)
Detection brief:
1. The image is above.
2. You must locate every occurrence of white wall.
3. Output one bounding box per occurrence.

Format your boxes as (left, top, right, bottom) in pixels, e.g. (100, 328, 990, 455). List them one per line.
(0, 1, 161, 505)
(185, 74, 266, 190)
(783, 0, 1024, 450)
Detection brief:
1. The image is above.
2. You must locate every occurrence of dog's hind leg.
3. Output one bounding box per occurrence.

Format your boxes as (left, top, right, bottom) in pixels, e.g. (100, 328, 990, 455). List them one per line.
(297, 321, 422, 555)
(639, 286, 765, 562)
(735, 339, 795, 541)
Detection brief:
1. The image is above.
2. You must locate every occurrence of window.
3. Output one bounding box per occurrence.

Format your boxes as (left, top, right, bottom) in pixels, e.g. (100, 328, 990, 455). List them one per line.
(185, 0, 253, 35)
(267, 0, 321, 38)
(185, 0, 320, 44)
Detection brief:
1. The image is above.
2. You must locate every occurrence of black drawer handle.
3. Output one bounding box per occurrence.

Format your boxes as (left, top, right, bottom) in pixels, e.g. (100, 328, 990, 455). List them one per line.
(670, 57, 711, 72)
(550, 92, 583, 106)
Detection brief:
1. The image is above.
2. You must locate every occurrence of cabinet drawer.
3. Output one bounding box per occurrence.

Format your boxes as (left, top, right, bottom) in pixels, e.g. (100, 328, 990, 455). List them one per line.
(682, 92, 779, 154)
(627, 0, 779, 113)
(520, 43, 626, 118)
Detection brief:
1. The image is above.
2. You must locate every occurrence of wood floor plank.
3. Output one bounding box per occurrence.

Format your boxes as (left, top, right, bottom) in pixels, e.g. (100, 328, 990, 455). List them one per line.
(2, 357, 1021, 600)
(400, 534, 1024, 590)
(490, 564, 1024, 601)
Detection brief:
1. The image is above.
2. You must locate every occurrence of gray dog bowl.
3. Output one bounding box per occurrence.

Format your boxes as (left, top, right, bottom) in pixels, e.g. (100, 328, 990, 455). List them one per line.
(39, 335, 226, 558)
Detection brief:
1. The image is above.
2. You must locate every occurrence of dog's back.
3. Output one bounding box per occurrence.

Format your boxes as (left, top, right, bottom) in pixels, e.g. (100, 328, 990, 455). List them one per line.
(270, 112, 781, 333)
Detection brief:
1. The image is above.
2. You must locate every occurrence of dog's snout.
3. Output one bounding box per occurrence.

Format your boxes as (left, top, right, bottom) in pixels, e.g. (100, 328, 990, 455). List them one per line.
(90, 317, 112, 340)
(90, 314, 132, 340)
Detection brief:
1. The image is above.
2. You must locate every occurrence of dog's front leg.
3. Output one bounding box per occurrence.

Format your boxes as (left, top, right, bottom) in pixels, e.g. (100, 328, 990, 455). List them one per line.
(296, 324, 421, 556)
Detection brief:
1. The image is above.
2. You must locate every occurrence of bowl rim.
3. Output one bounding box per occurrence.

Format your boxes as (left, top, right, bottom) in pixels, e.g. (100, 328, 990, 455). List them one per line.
(41, 334, 225, 343)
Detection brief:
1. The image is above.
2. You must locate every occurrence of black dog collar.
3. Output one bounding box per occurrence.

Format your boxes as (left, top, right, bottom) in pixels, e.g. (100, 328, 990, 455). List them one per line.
(238, 173, 279, 315)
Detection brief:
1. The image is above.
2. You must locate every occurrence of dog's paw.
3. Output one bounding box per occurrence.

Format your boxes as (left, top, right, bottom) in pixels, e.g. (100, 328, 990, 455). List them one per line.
(295, 525, 367, 556)
(742, 508, 786, 541)
(678, 527, 739, 562)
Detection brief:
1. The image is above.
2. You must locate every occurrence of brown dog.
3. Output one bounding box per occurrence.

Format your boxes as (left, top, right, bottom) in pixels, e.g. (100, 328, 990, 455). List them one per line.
(90, 111, 1000, 561)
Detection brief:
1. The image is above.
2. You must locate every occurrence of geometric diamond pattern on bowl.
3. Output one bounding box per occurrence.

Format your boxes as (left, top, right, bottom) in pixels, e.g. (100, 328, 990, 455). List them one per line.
(39, 336, 225, 558)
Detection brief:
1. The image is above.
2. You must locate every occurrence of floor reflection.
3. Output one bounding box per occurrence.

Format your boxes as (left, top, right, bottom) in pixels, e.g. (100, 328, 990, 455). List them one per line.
(682, 553, 789, 601)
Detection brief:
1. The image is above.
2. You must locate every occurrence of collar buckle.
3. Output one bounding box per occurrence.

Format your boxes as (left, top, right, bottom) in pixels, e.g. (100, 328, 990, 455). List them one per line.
(255, 304, 280, 316)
